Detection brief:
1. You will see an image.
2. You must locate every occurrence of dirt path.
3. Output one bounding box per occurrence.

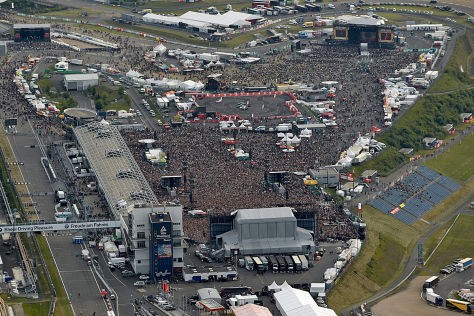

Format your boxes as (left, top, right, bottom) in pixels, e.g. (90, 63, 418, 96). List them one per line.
(371, 276, 458, 316)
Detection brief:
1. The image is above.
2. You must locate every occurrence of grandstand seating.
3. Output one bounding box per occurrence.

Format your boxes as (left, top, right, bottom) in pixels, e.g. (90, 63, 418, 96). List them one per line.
(423, 182, 451, 205)
(368, 198, 394, 213)
(382, 189, 409, 206)
(403, 197, 432, 217)
(369, 166, 460, 225)
(436, 176, 460, 192)
(416, 165, 440, 180)
(392, 209, 418, 225)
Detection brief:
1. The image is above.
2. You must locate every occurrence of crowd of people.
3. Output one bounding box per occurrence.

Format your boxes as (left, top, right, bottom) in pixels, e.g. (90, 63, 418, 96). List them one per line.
(0, 10, 421, 244)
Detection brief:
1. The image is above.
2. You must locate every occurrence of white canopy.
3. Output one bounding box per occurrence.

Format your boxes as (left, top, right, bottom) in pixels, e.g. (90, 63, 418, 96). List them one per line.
(268, 281, 281, 292)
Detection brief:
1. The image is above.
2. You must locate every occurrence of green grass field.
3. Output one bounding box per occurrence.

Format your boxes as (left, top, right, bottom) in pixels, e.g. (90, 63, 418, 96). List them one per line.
(429, 32, 474, 93)
(425, 131, 474, 182)
(423, 214, 474, 273)
(327, 205, 419, 313)
(23, 301, 50, 316)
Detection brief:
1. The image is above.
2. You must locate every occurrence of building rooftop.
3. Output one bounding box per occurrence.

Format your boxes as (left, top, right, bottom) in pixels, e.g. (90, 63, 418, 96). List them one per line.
(234, 207, 296, 223)
(149, 212, 171, 223)
(74, 122, 158, 218)
(64, 108, 97, 119)
(64, 73, 99, 81)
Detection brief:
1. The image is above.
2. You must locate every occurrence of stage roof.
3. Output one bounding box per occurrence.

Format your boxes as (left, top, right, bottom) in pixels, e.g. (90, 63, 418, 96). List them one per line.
(335, 15, 385, 26)
(14, 24, 51, 29)
(235, 207, 296, 224)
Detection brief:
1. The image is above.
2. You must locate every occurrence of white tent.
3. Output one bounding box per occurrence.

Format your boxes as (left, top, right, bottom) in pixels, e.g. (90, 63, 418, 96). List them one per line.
(280, 281, 292, 290)
(153, 43, 167, 56)
(126, 69, 143, 79)
(274, 288, 337, 316)
(268, 281, 281, 292)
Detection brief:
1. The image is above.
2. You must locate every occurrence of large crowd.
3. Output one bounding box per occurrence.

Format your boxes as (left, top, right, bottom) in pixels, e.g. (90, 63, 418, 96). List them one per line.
(0, 10, 420, 244)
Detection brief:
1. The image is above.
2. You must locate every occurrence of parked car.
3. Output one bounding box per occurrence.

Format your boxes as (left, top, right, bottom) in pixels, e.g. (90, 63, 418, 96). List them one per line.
(134, 281, 145, 287)
(122, 270, 135, 277)
(139, 275, 150, 280)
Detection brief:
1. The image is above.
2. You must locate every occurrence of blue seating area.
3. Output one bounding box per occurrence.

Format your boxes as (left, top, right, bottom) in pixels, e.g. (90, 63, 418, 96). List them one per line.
(392, 210, 418, 225)
(416, 166, 440, 180)
(369, 198, 394, 213)
(422, 182, 451, 205)
(401, 173, 431, 193)
(436, 176, 460, 192)
(368, 165, 460, 225)
(382, 189, 410, 206)
(403, 197, 432, 217)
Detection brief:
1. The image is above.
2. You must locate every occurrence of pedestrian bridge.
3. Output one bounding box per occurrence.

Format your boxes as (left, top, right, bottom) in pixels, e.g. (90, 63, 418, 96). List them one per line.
(0, 220, 121, 234)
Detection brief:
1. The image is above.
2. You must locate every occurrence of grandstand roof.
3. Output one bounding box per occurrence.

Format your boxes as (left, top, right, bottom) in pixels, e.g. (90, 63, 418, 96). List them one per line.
(74, 122, 158, 218)
(14, 24, 51, 29)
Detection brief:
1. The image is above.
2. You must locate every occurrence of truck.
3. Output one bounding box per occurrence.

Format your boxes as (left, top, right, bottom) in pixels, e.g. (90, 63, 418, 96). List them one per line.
(298, 255, 309, 270)
(109, 256, 126, 266)
(426, 288, 443, 306)
(268, 255, 279, 273)
(284, 256, 294, 272)
(55, 190, 66, 203)
(423, 276, 440, 290)
(456, 258, 473, 272)
(276, 256, 286, 272)
(103, 241, 119, 258)
(291, 255, 302, 272)
(259, 256, 269, 271)
(252, 256, 265, 272)
(118, 244, 127, 257)
(81, 249, 90, 260)
(446, 299, 474, 313)
(244, 256, 254, 271)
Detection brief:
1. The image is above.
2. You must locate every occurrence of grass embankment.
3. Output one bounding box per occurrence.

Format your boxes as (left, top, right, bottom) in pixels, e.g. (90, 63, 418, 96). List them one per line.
(422, 215, 474, 274)
(329, 130, 474, 312)
(430, 32, 474, 92)
(327, 205, 419, 312)
(425, 131, 474, 182)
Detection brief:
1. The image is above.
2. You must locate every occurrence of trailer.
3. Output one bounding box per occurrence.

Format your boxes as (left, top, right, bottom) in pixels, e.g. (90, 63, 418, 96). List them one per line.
(426, 288, 443, 306)
(252, 256, 265, 272)
(276, 256, 286, 272)
(298, 255, 309, 270)
(284, 256, 294, 272)
(456, 258, 473, 272)
(244, 256, 254, 271)
(268, 255, 279, 273)
(259, 256, 269, 271)
(291, 255, 302, 272)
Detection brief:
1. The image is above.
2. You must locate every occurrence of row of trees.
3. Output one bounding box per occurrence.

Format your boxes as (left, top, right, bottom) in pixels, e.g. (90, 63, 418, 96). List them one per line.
(378, 89, 474, 151)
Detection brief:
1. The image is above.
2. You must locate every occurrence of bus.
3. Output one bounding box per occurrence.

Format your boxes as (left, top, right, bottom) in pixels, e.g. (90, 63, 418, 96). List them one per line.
(72, 236, 84, 244)
(446, 299, 474, 313)
(423, 276, 440, 290)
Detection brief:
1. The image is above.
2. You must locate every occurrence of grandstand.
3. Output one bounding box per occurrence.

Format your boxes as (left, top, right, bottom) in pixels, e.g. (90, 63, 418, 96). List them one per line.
(369, 166, 460, 224)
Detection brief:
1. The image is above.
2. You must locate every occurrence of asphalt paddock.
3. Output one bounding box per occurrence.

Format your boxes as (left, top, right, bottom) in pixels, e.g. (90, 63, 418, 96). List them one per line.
(197, 94, 294, 120)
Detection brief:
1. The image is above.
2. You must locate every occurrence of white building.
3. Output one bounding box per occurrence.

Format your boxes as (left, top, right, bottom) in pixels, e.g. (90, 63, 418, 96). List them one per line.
(64, 73, 99, 91)
(217, 207, 315, 257)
